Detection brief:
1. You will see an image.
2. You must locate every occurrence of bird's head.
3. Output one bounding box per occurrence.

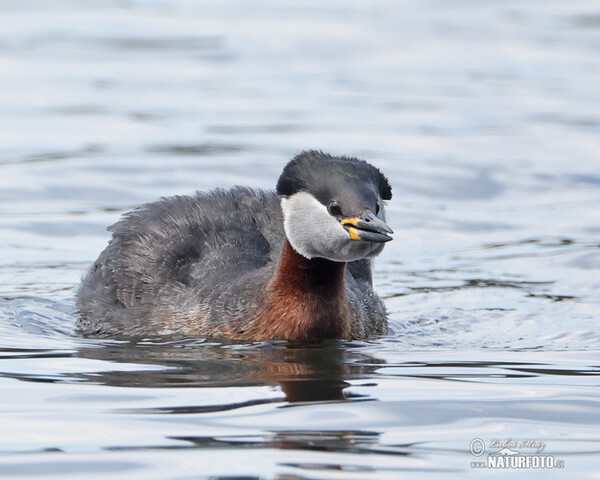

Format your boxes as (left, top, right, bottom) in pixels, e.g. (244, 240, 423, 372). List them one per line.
(277, 150, 393, 262)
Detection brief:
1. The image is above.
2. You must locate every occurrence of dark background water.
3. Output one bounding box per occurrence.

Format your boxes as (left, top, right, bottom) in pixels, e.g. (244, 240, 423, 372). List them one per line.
(1, 1, 599, 478)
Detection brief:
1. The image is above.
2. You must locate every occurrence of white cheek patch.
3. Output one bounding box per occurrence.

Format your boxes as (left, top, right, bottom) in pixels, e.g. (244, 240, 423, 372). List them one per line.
(281, 192, 384, 262)
(281, 192, 348, 259)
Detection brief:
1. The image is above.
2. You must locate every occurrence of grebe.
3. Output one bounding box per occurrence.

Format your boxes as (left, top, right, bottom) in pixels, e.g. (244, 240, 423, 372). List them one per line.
(76, 150, 393, 341)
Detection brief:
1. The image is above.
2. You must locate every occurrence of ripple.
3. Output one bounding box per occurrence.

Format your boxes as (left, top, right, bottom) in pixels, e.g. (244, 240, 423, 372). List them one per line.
(146, 143, 247, 156)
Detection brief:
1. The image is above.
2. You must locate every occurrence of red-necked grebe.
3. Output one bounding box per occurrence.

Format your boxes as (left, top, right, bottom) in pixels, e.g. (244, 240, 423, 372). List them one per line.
(77, 150, 393, 340)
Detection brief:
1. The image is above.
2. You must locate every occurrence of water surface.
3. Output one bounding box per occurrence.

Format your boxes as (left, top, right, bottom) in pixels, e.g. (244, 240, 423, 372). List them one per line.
(1, 0, 600, 478)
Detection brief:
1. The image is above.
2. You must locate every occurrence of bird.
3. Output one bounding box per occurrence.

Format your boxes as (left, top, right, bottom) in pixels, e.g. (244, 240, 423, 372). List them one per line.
(76, 150, 393, 341)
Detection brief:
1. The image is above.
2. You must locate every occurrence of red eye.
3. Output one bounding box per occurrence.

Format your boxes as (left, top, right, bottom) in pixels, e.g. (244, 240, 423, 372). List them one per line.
(328, 201, 342, 217)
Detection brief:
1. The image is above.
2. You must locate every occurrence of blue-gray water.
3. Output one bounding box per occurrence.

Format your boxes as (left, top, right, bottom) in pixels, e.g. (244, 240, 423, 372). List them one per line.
(1, 1, 600, 478)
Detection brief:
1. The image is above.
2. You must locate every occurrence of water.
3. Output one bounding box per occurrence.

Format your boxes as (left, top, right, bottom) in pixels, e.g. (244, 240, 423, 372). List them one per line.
(1, 0, 600, 478)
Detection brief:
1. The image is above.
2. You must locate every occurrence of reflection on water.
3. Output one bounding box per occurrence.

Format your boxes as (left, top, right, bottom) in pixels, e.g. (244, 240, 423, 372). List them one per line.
(73, 340, 358, 403)
(2, 325, 600, 478)
(1, 0, 600, 478)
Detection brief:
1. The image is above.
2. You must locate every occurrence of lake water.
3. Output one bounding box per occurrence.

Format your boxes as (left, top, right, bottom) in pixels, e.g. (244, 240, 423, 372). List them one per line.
(1, 0, 600, 478)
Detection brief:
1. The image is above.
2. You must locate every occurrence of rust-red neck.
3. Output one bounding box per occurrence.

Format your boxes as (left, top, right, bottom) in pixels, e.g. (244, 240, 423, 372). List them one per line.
(251, 240, 351, 340)
(276, 240, 347, 294)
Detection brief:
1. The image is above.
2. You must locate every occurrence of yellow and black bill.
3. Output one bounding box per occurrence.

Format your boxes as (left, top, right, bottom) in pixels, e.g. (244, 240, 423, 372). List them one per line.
(340, 210, 393, 243)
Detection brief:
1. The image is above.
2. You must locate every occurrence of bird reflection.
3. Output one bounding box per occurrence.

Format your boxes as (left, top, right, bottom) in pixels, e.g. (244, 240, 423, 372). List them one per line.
(21, 337, 411, 464)
(72, 338, 384, 404)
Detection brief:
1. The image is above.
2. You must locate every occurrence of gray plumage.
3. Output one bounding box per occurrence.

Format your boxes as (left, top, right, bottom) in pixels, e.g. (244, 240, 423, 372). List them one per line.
(77, 152, 391, 340)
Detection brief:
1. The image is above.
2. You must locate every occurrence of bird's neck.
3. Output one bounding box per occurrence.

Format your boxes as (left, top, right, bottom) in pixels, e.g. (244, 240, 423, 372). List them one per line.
(254, 240, 351, 340)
